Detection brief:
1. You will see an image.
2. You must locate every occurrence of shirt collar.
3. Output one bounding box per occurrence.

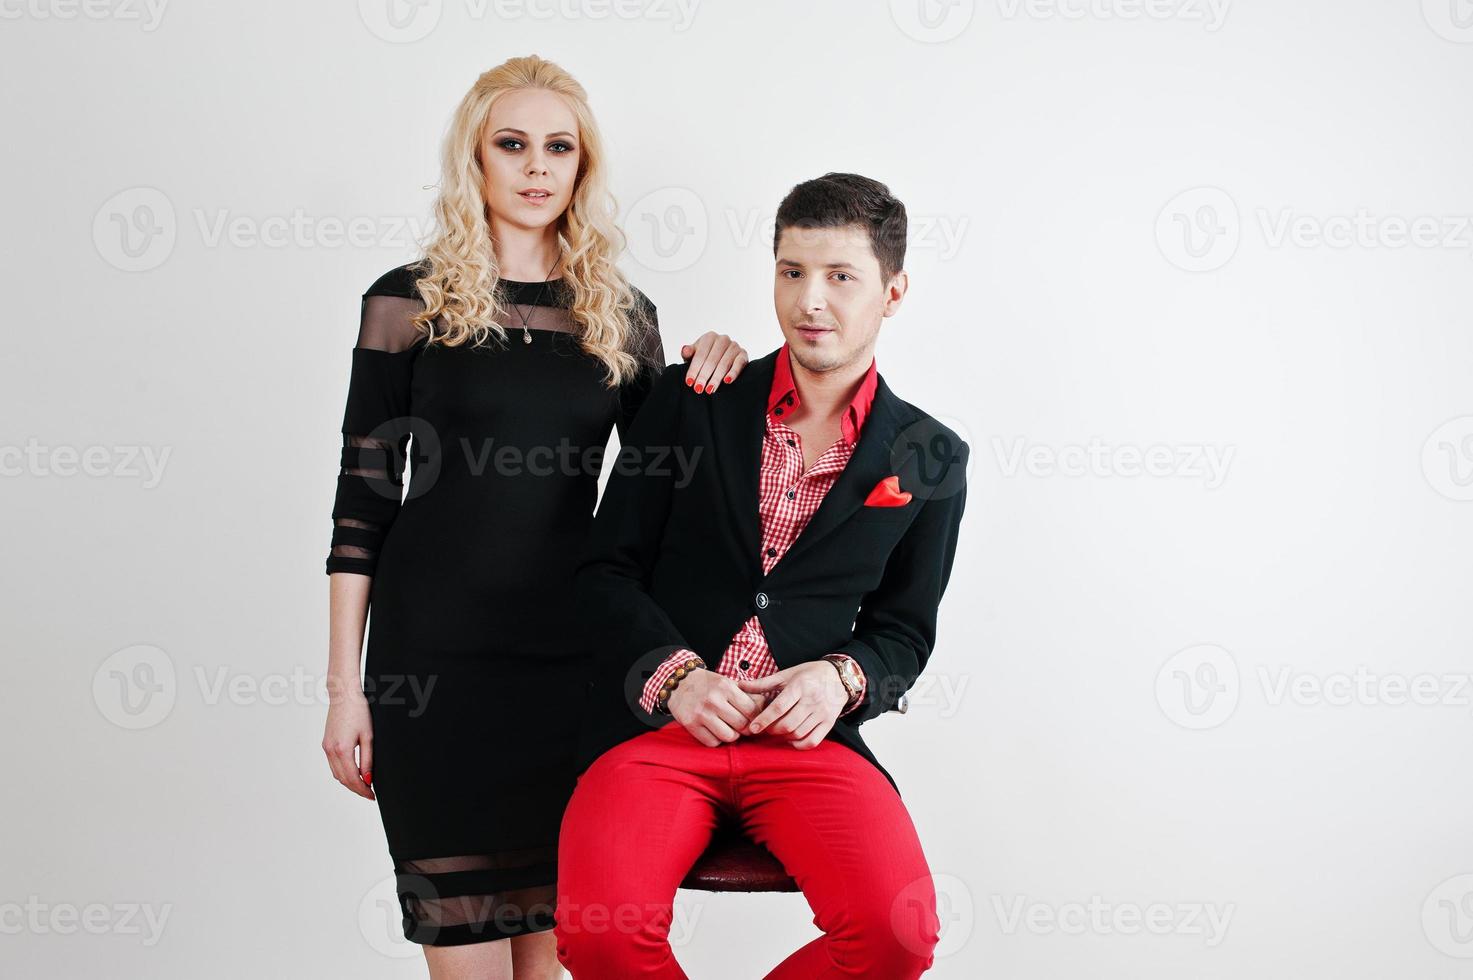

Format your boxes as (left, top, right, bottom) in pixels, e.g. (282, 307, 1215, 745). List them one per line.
(767, 342, 879, 446)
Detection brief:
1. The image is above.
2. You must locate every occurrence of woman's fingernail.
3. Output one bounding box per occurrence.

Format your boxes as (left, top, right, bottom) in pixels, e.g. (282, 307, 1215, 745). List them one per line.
(694, 383, 704, 394)
(686, 377, 693, 386)
(362, 771, 372, 786)
(724, 375, 733, 384)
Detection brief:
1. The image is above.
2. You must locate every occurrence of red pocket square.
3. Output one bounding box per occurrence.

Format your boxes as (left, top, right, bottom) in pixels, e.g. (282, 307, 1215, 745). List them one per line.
(864, 475, 913, 507)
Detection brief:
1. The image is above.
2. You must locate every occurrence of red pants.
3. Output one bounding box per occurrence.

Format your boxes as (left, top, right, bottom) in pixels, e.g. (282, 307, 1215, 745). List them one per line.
(554, 721, 939, 978)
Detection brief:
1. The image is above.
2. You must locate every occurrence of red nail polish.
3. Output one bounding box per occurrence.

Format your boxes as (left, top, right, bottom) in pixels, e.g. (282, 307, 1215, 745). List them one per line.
(362, 771, 372, 786)
(694, 383, 704, 394)
(686, 377, 693, 386)
(725, 375, 733, 384)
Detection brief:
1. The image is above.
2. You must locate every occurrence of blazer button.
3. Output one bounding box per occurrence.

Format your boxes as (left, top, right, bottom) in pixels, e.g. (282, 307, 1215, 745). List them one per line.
(755, 592, 769, 609)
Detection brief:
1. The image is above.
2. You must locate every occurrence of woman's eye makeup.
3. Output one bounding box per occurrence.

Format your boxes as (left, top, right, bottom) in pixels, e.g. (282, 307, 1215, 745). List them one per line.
(492, 137, 576, 154)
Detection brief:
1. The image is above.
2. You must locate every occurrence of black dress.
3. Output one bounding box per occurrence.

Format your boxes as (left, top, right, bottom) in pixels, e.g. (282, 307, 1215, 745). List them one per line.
(325, 263, 663, 946)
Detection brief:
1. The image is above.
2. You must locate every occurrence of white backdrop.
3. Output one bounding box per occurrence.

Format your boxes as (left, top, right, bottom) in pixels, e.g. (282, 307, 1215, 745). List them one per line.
(4, 1, 1473, 977)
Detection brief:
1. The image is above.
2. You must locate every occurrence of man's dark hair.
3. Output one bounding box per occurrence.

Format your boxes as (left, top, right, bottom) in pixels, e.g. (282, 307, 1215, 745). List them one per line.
(773, 172, 907, 281)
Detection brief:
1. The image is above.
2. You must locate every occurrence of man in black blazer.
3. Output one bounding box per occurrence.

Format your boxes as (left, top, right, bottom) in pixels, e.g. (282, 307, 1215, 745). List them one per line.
(555, 174, 969, 979)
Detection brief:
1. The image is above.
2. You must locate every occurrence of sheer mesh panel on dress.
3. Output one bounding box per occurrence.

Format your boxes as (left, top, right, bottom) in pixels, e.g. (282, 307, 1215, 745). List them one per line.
(394, 846, 559, 942)
(325, 294, 425, 576)
(495, 300, 578, 335)
(615, 297, 665, 440)
(357, 294, 428, 352)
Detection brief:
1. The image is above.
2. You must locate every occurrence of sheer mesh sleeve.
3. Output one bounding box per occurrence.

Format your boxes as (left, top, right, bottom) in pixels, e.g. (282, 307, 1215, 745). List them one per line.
(325, 266, 428, 576)
(615, 288, 666, 441)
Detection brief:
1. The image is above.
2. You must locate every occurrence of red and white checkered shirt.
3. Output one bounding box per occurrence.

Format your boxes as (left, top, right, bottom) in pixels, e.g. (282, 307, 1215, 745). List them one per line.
(638, 344, 879, 715)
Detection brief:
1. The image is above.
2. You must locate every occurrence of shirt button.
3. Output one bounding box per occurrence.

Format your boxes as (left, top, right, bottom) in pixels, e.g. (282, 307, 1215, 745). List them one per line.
(739, 660, 751, 671)
(774, 406, 784, 415)
(786, 438, 795, 447)
(755, 592, 769, 609)
(786, 489, 796, 499)
(766, 547, 777, 557)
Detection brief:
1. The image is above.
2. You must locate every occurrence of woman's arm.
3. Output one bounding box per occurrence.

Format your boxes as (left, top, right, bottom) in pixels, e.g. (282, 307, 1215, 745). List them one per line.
(321, 269, 423, 800)
(325, 573, 374, 799)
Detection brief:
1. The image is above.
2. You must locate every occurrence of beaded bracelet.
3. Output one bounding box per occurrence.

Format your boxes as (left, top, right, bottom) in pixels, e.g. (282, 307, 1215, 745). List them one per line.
(654, 658, 705, 714)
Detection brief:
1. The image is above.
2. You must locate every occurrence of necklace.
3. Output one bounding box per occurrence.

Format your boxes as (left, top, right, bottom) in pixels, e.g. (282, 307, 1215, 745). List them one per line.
(510, 255, 562, 345)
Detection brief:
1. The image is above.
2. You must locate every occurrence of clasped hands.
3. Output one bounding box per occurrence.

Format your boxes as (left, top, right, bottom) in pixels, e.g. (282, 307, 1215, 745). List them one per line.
(666, 661, 849, 750)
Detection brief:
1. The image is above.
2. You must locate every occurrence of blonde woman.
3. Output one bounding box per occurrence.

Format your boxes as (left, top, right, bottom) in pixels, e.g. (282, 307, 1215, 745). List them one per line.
(321, 56, 748, 980)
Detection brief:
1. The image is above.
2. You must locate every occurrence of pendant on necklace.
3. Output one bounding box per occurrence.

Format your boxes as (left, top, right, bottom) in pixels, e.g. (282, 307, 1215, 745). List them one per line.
(522, 329, 532, 344)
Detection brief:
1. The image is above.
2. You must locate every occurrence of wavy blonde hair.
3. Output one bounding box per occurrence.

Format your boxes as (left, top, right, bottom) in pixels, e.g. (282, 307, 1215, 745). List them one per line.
(411, 55, 652, 387)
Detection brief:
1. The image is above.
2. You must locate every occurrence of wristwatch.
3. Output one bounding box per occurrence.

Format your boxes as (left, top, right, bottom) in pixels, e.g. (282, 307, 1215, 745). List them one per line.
(822, 654, 864, 712)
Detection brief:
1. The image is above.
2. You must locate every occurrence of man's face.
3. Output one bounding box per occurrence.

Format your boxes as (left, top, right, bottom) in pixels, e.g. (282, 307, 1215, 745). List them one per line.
(773, 223, 904, 374)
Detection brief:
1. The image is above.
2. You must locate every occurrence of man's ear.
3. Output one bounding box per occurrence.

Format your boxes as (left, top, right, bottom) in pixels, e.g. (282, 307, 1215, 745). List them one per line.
(882, 269, 909, 317)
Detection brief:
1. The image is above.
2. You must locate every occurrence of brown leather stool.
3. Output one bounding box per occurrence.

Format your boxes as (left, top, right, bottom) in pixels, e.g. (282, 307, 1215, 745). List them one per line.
(679, 823, 799, 893)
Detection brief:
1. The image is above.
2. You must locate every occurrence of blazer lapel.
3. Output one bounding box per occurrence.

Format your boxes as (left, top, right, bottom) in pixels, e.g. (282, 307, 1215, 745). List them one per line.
(710, 348, 779, 568)
(769, 372, 917, 573)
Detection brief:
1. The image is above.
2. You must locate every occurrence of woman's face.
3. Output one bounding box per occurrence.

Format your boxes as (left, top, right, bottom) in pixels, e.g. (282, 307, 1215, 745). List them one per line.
(480, 88, 582, 235)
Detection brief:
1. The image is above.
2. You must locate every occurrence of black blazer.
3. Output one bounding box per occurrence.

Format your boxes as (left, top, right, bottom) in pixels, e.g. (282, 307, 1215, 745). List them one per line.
(572, 346, 971, 792)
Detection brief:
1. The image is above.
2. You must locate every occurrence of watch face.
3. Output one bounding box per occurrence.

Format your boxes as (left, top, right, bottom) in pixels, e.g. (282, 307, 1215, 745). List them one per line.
(831, 659, 860, 697)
